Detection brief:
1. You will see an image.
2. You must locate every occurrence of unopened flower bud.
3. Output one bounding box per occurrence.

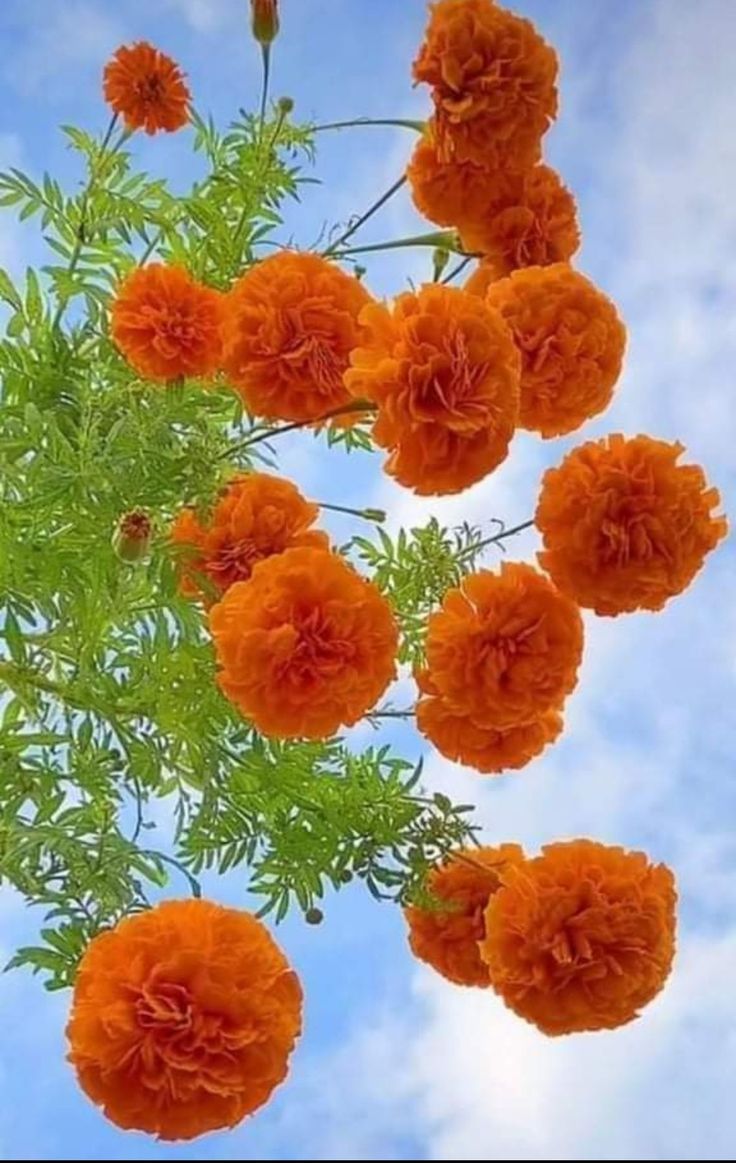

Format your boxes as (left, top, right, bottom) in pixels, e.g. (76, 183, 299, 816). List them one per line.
(251, 0, 279, 46)
(277, 95, 294, 116)
(113, 509, 152, 563)
(305, 907, 324, 926)
(362, 509, 387, 524)
(432, 246, 450, 281)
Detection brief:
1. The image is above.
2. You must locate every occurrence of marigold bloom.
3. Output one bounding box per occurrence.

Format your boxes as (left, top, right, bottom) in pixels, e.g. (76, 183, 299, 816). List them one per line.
(464, 262, 497, 297)
(459, 165, 580, 278)
(413, 0, 558, 170)
(481, 840, 677, 1035)
(486, 264, 627, 437)
(536, 435, 728, 615)
(405, 844, 525, 987)
(67, 899, 302, 1141)
(221, 252, 373, 423)
(209, 546, 398, 739)
(111, 264, 224, 383)
(416, 668, 563, 773)
(171, 473, 328, 600)
(425, 561, 583, 729)
(346, 284, 520, 495)
(407, 132, 495, 229)
(103, 42, 190, 135)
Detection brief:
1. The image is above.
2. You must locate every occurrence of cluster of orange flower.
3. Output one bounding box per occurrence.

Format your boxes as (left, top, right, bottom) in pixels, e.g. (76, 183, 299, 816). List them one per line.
(58, 0, 729, 1145)
(405, 839, 677, 1035)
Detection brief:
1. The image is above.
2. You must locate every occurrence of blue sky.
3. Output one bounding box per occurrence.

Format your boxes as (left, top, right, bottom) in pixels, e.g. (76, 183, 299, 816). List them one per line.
(1, 1, 735, 1159)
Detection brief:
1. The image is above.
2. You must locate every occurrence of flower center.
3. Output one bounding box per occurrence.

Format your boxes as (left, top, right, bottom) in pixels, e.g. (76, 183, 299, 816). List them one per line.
(136, 73, 165, 105)
(284, 606, 354, 682)
(136, 981, 194, 1036)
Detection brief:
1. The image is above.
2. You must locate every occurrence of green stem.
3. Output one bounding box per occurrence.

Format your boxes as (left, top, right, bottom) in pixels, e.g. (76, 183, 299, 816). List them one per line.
(318, 502, 386, 523)
(144, 851, 202, 898)
(221, 399, 376, 460)
(259, 44, 271, 133)
(441, 255, 473, 285)
(368, 709, 415, 720)
(324, 174, 408, 256)
(332, 230, 461, 260)
(312, 118, 425, 134)
(52, 113, 120, 331)
(460, 519, 536, 559)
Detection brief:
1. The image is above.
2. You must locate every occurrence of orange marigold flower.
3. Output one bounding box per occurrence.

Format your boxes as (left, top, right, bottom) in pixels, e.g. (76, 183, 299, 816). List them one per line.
(345, 284, 520, 495)
(103, 42, 190, 135)
(111, 264, 224, 383)
(407, 132, 495, 229)
(481, 840, 677, 1035)
(486, 264, 627, 437)
(416, 668, 563, 773)
(536, 434, 729, 615)
(425, 561, 583, 729)
(221, 252, 373, 423)
(459, 165, 581, 277)
(209, 546, 398, 739)
(413, 0, 558, 170)
(464, 262, 496, 297)
(171, 473, 328, 600)
(405, 844, 525, 987)
(66, 899, 302, 1141)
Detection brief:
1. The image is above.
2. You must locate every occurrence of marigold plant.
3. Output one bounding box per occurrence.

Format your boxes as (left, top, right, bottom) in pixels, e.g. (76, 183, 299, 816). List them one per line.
(346, 283, 521, 495)
(536, 434, 728, 614)
(424, 562, 584, 730)
(405, 844, 525, 986)
(486, 263, 627, 437)
(0, 0, 728, 1144)
(171, 472, 329, 599)
(413, 0, 558, 169)
(481, 840, 677, 1035)
(67, 899, 302, 1140)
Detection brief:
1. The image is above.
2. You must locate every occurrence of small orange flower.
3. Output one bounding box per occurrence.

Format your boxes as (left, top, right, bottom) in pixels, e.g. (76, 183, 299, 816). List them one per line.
(486, 264, 627, 437)
(111, 264, 224, 383)
(459, 165, 581, 277)
(481, 840, 677, 1035)
(66, 899, 302, 1141)
(413, 0, 558, 170)
(171, 473, 328, 600)
(103, 42, 190, 135)
(416, 668, 563, 774)
(536, 434, 729, 615)
(221, 252, 373, 423)
(405, 845, 525, 987)
(425, 561, 583, 729)
(346, 284, 520, 495)
(209, 546, 398, 739)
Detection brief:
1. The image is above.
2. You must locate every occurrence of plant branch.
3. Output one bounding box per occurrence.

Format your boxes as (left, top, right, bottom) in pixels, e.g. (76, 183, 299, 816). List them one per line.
(323, 174, 408, 256)
(311, 118, 425, 134)
(220, 400, 376, 459)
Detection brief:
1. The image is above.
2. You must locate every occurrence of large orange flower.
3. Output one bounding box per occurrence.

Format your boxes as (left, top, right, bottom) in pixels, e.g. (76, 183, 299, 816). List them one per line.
(209, 546, 398, 739)
(425, 561, 583, 729)
(536, 434, 728, 615)
(111, 264, 224, 383)
(221, 252, 373, 423)
(481, 840, 677, 1035)
(416, 668, 563, 774)
(405, 844, 525, 986)
(66, 899, 302, 1141)
(486, 264, 627, 437)
(459, 165, 580, 277)
(345, 284, 520, 495)
(171, 473, 328, 600)
(413, 0, 558, 170)
(103, 42, 190, 134)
